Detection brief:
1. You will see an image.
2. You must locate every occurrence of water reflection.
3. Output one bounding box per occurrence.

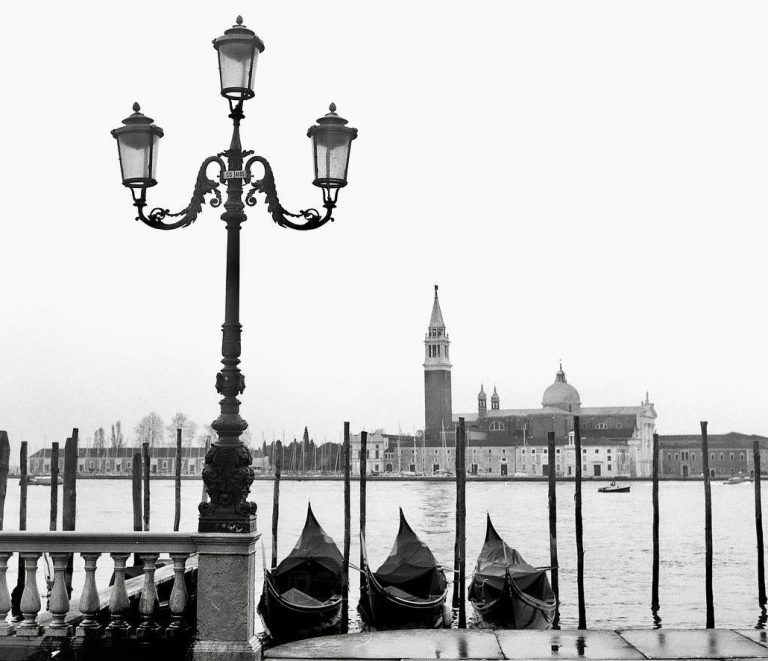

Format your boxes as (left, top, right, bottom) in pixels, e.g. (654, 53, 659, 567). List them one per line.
(652, 606, 662, 629)
(755, 605, 767, 629)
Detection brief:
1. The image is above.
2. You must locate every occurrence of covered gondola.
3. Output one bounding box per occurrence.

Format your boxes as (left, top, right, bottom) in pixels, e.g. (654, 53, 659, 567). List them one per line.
(358, 508, 448, 629)
(258, 503, 344, 641)
(468, 515, 557, 629)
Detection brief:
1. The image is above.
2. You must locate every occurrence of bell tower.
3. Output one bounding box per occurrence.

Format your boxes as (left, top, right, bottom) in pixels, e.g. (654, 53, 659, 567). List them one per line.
(424, 285, 453, 443)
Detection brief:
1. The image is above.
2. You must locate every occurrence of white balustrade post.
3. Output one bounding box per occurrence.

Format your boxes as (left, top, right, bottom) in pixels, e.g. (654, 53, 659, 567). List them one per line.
(192, 533, 261, 661)
(0, 553, 14, 636)
(107, 552, 133, 636)
(76, 552, 102, 637)
(167, 553, 190, 634)
(16, 552, 42, 637)
(46, 553, 72, 637)
(137, 553, 160, 638)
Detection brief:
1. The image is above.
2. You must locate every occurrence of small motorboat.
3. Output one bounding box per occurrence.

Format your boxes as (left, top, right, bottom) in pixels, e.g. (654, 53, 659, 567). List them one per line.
(258, 503, 344, 641)
(723, 475, 753, 485)
(20, 475, 62, 486)
(598, 481, 630, 493)
(358, 508, 448, 629)
(469, 515, 556, 629)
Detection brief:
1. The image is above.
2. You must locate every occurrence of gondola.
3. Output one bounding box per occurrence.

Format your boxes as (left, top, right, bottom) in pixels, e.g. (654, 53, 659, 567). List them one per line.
(468, 515, 556, 629)
(257, 503, 344, 641)
(358, 508, 448, 629)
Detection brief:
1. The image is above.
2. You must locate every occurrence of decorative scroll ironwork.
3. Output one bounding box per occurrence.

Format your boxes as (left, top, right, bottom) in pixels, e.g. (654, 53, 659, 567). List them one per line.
(133, 156, 226, 230)
(244, 155, 335, 231)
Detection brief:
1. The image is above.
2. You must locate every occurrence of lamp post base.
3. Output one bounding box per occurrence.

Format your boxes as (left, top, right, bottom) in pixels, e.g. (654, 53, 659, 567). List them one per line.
(198, 514, 258, 534)
(198, 442, 258, 534)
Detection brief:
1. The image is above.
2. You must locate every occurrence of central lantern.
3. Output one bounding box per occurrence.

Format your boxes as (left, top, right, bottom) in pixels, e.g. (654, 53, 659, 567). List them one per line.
(212, 16, 265, 101)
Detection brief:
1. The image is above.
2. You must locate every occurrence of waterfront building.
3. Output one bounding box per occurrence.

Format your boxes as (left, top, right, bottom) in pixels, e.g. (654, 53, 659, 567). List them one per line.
(658, 433, 768, 478)
(28, 446, 208, 476)
(418, 287, 657, 477)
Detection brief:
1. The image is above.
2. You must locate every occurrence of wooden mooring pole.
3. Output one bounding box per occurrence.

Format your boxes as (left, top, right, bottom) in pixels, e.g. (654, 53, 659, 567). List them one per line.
(50, 441, 59, 531)
(456, 418, 467, 628)
(19, 442, 27, 532)
(63, 429, 78, 597)
(754, 439, 766, 606)
(574, 415, 586, 629)
(12, 441, 28, 618)
(132, 452, 142, 532)
(0, 431, 10, 530)
(174, 429, 182, 532)
(701, 420, 715, 628)
(142, 442, 150, 532)
(342, 422, 351, 633)
(271, 440, 282, 569)
(359, 430, 368, 596)
(547, 431, 560, 628)
(652, 432, 660, 613)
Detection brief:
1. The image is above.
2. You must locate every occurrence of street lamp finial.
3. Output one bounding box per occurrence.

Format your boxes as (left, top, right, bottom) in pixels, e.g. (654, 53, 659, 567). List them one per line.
(132, 102, 141, 113)
(329, 102, 336, 113)
(236, 15, 243, 25)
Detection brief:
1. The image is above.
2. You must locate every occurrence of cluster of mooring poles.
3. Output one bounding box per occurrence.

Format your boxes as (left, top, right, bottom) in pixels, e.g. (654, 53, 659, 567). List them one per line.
(266, 417, 768, 631)
(0, 427, 192, 593)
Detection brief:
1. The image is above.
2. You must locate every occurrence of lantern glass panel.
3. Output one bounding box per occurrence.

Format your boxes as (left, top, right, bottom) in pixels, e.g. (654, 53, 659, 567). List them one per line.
(313, 130, 351, 187)
(218, 41, 258, 98)
(118, 129, 159, 186)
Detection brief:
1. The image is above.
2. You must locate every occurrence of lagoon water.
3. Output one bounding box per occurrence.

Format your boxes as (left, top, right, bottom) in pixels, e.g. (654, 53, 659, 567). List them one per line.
(3, 478, 765, 630)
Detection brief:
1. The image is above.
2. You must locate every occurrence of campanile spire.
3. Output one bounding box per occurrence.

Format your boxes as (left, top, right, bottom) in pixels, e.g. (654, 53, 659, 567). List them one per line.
(424, 285, 453, 443)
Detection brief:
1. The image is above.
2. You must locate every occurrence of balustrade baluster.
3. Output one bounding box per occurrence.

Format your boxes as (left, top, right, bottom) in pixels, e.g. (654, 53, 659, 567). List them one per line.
(107, 552, 133, 637)
(46, 553, 72, 637)
(137, 553, 160, 638)
(76, 552, 101, 637)
(16, 552, 42, 636)
(0, 553, 14, 636)
(167, 553, 190, 634)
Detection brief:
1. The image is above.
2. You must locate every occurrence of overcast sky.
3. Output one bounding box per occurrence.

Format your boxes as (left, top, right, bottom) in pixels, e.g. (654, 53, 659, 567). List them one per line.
(1, 1, 767, 452)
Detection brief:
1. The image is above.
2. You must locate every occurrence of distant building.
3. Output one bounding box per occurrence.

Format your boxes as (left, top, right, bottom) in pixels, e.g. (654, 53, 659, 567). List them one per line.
(658, 433, 768, 478)
(418, 287, 657, 477)
(27, 446, 208, 477)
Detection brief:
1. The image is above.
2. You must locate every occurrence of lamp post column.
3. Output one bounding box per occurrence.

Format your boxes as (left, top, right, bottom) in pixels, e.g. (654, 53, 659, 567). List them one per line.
(199, 105, 257, 533)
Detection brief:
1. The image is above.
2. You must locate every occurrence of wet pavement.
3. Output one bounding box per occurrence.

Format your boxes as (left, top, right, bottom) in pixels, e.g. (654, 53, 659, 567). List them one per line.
(266, 629, 768, 660)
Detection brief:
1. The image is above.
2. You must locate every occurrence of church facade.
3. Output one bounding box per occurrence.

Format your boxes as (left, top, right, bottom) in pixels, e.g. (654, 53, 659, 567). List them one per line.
(420, 287, 658, 477)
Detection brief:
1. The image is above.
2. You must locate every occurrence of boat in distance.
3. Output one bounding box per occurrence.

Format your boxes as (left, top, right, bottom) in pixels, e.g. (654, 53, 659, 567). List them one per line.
(258, 503, 343, 641)
(597, 481, 630, 493)
(468, 515, 557, 629)
(359, 508, 448, 629)
(723, 475, 753, 485)
(20, 475, 62, 486)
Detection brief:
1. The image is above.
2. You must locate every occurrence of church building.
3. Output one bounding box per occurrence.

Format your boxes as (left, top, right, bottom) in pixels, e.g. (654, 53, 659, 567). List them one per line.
(420, 286, 658, 477)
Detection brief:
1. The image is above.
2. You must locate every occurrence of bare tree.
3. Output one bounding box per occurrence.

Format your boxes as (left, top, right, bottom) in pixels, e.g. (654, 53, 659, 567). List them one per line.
(166, 412, 198, 446)
(93, 427, 106, 448)
(134, 412, 165, 448)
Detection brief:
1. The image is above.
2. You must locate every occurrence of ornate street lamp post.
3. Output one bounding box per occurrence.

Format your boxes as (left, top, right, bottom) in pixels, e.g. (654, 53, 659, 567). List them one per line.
(111, 17, 357, 533)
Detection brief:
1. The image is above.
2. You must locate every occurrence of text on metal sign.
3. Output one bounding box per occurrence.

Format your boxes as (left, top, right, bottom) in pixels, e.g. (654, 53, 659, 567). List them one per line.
(224, 170, 247, 179)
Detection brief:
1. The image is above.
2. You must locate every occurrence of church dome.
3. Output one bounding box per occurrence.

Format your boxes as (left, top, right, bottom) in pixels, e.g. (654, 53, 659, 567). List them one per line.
(542, 363, 581, 411)
(478, 384, 486, 399)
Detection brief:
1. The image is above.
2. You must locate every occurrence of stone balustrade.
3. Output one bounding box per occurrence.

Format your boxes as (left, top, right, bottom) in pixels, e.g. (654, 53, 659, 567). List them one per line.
(0, 531, 261, 661)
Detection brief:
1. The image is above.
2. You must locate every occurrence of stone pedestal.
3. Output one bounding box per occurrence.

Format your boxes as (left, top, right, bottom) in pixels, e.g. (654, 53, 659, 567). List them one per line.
(191, 532, 262, 661)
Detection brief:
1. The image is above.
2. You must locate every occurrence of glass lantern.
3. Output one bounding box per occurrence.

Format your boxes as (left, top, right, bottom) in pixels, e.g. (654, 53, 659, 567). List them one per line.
(212, 16, 265, 101)
(307, 103, 358, 191)
(111, 103, 164, 189)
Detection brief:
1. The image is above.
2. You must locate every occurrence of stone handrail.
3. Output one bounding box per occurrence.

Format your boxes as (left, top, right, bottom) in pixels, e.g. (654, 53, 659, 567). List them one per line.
(0, 530, 261, 660)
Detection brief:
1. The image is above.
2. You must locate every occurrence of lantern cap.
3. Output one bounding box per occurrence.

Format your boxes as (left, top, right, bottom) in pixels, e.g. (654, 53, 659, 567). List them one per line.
(212, 16, 265, 54)
(111, 103, 164, 139)
(307, 103, 358, 139)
